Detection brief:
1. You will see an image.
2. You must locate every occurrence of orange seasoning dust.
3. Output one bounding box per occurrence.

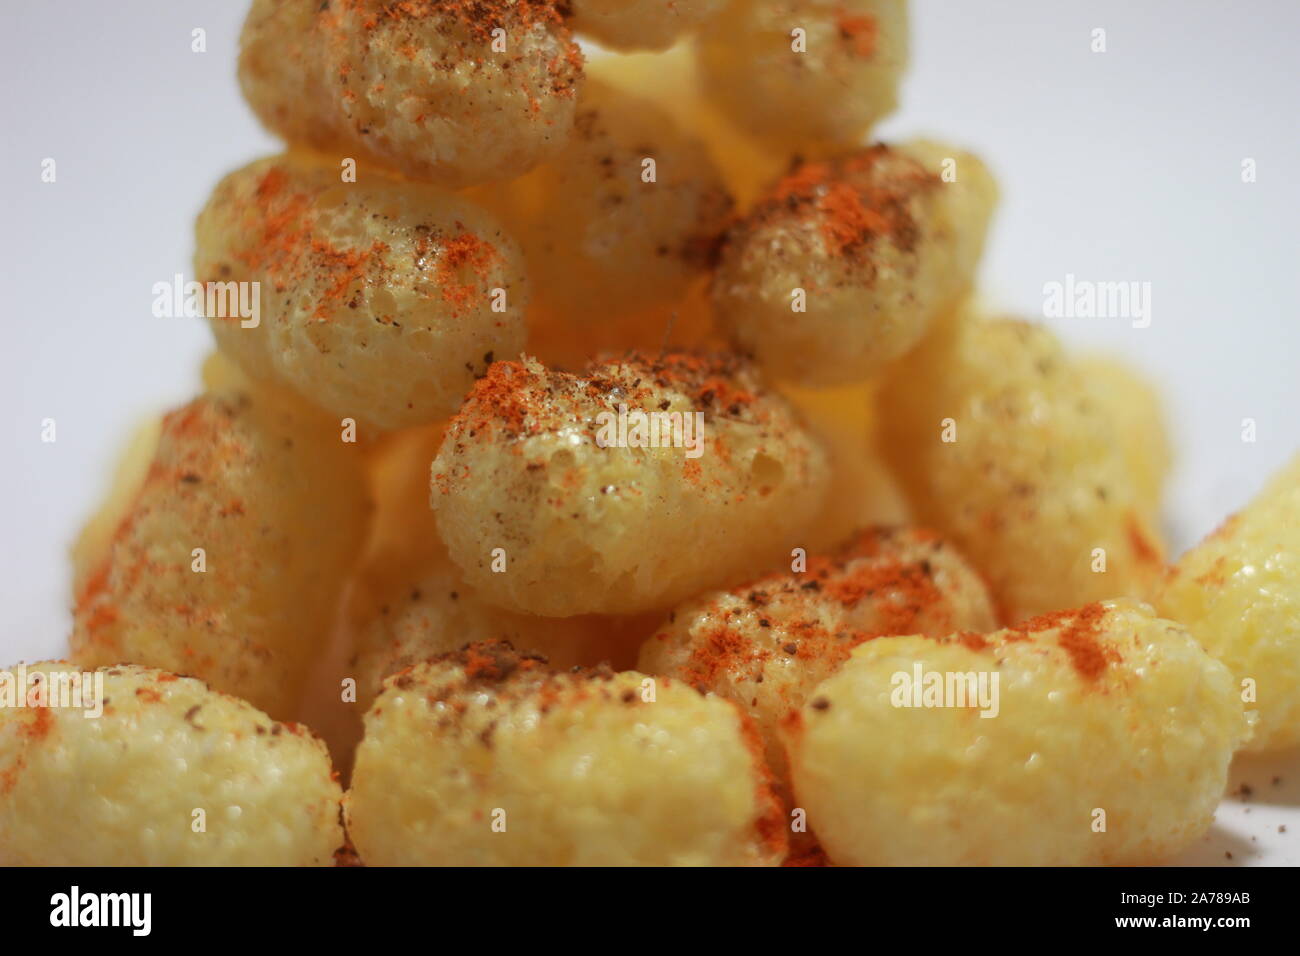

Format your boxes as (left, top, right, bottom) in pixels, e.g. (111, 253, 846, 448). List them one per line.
(837, 9, 878, 57)
(762, 147, 938, 258)
(434, 227, 499, 313)
(1016, 602, 1117, 681)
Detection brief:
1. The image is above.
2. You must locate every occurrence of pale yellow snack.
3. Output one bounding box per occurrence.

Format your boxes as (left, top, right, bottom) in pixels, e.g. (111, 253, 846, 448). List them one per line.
(239, 0, 583, 188)
(638, 527, 996, 804)
(588, 43, 787, 208)
(346, 423, 651, 709)
(70, 389, 370, 718)
(0, 662, 342, 866)
(348, 542, 645, 710)
(569, 0, 725, 51)
(431, 353, 830, 615)
(783, 601, 1247, 866)
(194, 153, 528, 429)
(466, 78, 733, 365)
(879, 312, 1165, 622)
(712, 142, 998, 385)
(782, 381, 910, 551)
(1156, 455, 1300, 751)
(1075, 354, 1172, 518)
(70, 416, 162, 597)
(697, 0, 908, 148)
(346, 642, 785, 865)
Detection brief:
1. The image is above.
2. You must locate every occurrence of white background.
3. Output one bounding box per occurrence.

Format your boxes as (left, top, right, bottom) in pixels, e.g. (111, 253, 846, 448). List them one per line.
(0, 1, 1297, 865)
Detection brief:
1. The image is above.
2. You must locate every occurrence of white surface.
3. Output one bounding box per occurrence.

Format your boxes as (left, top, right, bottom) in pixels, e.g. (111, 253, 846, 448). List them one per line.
(0, 0, 1296, 865)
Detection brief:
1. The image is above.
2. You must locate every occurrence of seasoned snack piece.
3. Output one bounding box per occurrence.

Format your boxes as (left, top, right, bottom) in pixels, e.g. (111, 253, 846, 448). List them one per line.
(712, 142, 997, 385)
(346, 642, 785, 865)
(194, 153, 528, 429)
(1076, 354, 1172, 518)
(1156, 455, 1300, 751)
(587, 41, 786, 208)
(639, 527, 996, 801)
(0, 663, 342, 866)
(345, 424, 652, 709)
(879, 312, 1165, 622)
(783, 601, 1248, 866)
(697, 0, 908, 148)
(466, 79, 733, 365)
(70, 389, 369, 718)
(70, 416, 162, 597)
(348, 541, 639, 709)
(431, 353, 830, 615)
(239, 0, 583, 188)
(782, 381, 909, 551)
(569, 0, 725, 51)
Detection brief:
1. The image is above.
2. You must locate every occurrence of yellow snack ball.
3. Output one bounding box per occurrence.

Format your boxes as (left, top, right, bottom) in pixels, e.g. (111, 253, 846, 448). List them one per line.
(194, 153, 528, 429)
(70, 416, 161, 598)
(879, 312, 1165, 623)
(569, 0, 725, 51)
(0, 663, 342, 866)
(782, 601, 1248, 866)
(348, 542, 640, 710)
(346, 642, 786, 865)
(1075, 354, 1172, 518)
(697, 0, 908, 148)
(466, 79, 733, 364)
(638, 527, 996, 802)
(712, 142, 998, 385)
(345, 423, 651, 708)
(587, 42, 787, 208)
(431, 352, 830, 616)
(238, 0, 336, 152)
(781, 380, 910, 551)
(1156, 455, 1300, 751)
(240, 0, 583, 188)
(70, 389, 370, 718)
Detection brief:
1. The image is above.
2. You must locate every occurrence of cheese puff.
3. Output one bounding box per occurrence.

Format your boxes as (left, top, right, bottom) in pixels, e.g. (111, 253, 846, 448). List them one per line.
(345, 642, 785, 865)
(697, 0, 908, 148)
(239, 0, 583, 188)
(638, 527, 996, 803)
(569, 0, 725, 51)
(1156, 454, 1300, 751)
(1075, 354, 1172, 520)
(70, 389, 370, 718)
(0, 662, 342, 866)
(879, 311, 1166, 622)
(194, 153, 528, 429)
(431, 352, 830, 615)
(782, 601, 1247, 865)
(781, 380, 910, 551)
(466, 79, 733, 366)
(712, 142, 997, 385)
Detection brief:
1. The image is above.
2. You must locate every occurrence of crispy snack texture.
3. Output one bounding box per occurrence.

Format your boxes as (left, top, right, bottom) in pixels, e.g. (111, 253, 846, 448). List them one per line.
(70, 389, 369, 717)
(431, 353, 830, 615)
(346, 642, 785, 865)
(0, 662, 342, 866)
(782, 601, 1248, 865)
